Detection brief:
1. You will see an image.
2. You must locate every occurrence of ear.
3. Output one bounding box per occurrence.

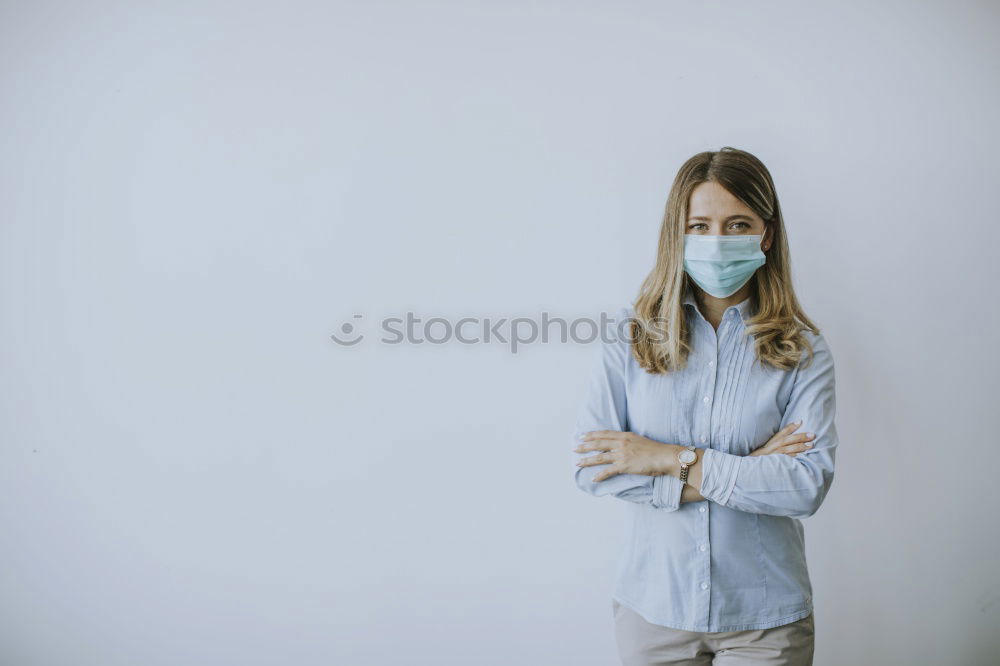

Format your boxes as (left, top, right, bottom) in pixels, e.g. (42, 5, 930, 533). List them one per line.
(762, 224, 773, 252)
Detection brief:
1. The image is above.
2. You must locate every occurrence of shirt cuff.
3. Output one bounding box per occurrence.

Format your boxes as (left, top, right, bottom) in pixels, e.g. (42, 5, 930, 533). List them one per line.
(652, 473, 683, 511)
(700, 448, 742, 507)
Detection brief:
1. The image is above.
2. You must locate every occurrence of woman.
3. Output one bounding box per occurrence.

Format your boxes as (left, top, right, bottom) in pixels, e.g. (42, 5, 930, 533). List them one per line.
(571, 147, 836, 666)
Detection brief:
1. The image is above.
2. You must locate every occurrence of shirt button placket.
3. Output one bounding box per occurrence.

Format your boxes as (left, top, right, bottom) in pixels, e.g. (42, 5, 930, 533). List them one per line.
(701, 324, 721, 628)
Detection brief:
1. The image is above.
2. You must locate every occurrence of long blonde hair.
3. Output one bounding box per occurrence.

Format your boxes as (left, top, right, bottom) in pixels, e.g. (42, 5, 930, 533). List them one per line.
(631, 147, 820, 374)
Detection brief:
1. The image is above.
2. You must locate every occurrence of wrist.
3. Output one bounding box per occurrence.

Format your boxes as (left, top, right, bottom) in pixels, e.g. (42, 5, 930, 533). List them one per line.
(661, 443, 683, 476)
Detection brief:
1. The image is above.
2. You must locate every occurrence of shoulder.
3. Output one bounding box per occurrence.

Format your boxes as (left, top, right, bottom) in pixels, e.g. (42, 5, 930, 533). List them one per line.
(615, 305, 639, 347)
(798, 329, 835, 373)
(595, 305, 636, 363)
(617, 304, 637, 329)
(802, 329, 832, 354)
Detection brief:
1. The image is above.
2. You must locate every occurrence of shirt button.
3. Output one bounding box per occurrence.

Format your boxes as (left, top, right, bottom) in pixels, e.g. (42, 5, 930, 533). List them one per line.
(703, 395, 710, 404)
(700, 435, 707, 443)
(699, 506, 706, 512)
(708, 360, 715, 367)
(699, 544, 707, 551)
(701, 582, 709, 590)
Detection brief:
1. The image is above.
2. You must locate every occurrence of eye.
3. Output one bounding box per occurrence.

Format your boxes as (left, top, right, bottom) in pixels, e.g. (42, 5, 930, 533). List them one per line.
(688, 223, 708, 231)
(730, 221, 751, 230)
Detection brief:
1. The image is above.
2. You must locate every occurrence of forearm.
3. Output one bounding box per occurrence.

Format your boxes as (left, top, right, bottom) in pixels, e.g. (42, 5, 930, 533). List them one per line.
(699, 446, 835, 518)
(572, 430, 687, 511)
(573, 454, 682, 510)
(662, 442, 833, 517)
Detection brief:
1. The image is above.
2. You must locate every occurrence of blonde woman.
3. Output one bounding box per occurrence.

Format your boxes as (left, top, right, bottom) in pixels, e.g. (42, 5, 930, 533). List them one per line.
(572, 147, 836, 666)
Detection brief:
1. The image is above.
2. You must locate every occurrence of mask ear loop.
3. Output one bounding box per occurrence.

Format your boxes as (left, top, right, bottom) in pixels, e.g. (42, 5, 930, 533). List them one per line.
(748, 225, 769, 316)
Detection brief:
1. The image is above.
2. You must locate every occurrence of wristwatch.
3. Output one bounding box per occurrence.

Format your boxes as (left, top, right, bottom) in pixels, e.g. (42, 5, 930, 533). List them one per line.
(676, 445, 699, 484)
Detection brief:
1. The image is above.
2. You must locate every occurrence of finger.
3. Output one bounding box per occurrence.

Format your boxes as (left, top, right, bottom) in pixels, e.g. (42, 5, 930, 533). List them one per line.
(580, 430, 625, 442)
(576, 453, 610, 467)
(778, 441, 814, 455)
(775, 422, 797, 438)
(592, 466, 620, 483)
(783, 432, 815, 445)
(574, 440, 615, 453)
(781, 420, 804, 434)
(774, 433, 812, 449)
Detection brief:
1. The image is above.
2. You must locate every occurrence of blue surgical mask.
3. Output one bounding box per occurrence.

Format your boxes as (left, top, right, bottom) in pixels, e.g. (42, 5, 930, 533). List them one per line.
(683, 234, 766, 298)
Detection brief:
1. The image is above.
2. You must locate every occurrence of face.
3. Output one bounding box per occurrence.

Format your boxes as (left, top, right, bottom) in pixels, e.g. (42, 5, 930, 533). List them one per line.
(685, 181, 772, 251)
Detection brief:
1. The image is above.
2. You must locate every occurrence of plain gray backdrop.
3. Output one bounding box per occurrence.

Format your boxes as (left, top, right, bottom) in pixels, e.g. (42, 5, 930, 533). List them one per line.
(2, 1, 998, 664)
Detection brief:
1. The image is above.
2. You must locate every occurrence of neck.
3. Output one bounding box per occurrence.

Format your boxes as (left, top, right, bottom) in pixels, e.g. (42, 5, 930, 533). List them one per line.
(692, 283, 752, 330)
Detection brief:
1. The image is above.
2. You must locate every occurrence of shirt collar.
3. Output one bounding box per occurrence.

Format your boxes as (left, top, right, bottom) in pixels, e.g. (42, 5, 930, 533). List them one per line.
(682, 283, 754, 326)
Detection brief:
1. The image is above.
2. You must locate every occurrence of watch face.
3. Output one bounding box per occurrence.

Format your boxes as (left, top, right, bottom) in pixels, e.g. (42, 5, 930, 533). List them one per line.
(679, 450, 697, 464)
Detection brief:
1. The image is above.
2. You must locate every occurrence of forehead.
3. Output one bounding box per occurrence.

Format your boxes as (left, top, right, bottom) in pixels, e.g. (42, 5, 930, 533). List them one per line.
(687, 181, 757, 218)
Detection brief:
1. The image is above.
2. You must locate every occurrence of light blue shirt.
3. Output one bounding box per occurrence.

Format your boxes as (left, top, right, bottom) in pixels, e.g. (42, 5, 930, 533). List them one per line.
(571, 285, 838, 632)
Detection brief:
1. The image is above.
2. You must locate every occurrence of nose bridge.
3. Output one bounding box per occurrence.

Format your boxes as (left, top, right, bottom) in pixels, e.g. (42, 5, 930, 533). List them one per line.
(707, 219, 727, 235)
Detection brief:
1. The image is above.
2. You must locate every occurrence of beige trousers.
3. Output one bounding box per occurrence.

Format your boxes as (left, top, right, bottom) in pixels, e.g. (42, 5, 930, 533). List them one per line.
(612, 599, 815, 666)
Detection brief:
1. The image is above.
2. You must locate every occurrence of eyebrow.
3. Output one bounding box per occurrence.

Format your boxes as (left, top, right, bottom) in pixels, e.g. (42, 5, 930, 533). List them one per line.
(687, 215, 754, 222)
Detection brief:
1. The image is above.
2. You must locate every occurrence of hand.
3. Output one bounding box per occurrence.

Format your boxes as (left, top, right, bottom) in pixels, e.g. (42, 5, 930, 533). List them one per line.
(749, 420, 815, 457)
(574, 430, 675, 482)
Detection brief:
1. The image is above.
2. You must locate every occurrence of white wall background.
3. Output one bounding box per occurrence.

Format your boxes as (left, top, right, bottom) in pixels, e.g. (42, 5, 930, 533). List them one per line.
(2, 1, 998, 664)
